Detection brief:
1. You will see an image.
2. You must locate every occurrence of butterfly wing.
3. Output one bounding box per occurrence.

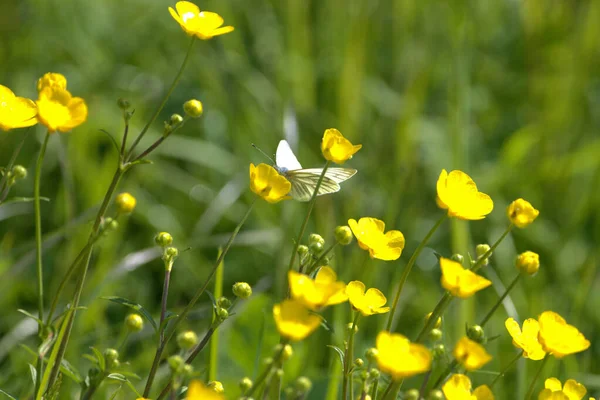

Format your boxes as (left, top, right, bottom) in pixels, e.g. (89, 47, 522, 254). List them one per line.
(286, 170, 341, 202)
(297, 168, 357, 183)
(276, 140, 303, 171)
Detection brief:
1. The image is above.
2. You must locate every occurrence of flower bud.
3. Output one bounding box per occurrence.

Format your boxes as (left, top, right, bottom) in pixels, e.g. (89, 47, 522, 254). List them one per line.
(217, 296, 232, 309)
(117, 98, 130, 110)
(316, 255, 330, 267)
(168, 355, 184, 373)
(115, 192, 136, 214)
(476, 244, 492, 266)
(263, 357, 273, 365)
(354, 358, 364, 367)
(451, 253, 464, 264)
(516, 251, 540, 276)
(103, 218, 119, 233)
(104, 348, 119, 362)
(233, 282, 252, 299)
(170, 113, 184, 126)
(163, 246, 179, 260)
(309, 241, 324, 254)
(177, 330, 198, 350)
(182, 364, 194, 376)
(155, 232, 173, 247)
(277, 344, 293, 361)
(335, 226, 353, 245)
(125, 313, 144, 332)
(368, 368, 380, 379)
(208, 381, 224, 393)
(360, 370, 369, 380)
(107, 358, 120, 369)
(239, 377, 253, 392)
(428, 389, 444, 400)
(362, 349, 378, 366)
(467, 325, 486, 343)
(429, 328, 443, 342)
(295, 376, 312, 393)
(11, 165, 27, 180)
(346, 322, 358, 334)
(297, 245, 309, 257)
(88, 367, 101, 378)
(425, 312, 442, 329)
(183, 99, 203, 118)
(507, 198, 539, 228)
(404, 389, 420, 400)
(275, 368, 284, 378)
(216, 307, 229, 321)
(308, 233, 325, 246)
(432, 343, 446, 359)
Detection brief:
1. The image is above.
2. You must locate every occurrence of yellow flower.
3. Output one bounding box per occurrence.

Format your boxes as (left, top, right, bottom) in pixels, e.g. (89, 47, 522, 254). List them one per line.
(346, 281, 389, 316)
(186, 380, 225, 400)
(321, 128, 362, 164)
(288, 266, 347, 310)
(453, 337, 492, 371)
(442, 374, 495, 400)
(0, 84, 37, 131)
(347, 217, 405, 261)
(273, 299, 321, 341)
(538, 378, 587, 400)
(169, 1, 234, 40)
(516, 251, 540, 275)
(249, 163, 291, 203)
(207, 381, 224, 393)
(507, 198, 539, 228)
(375, 331, 432, 380)
(436, 169, 493, 220)
(440, 257, 492, 298)
(37, 72, 67, 92)
(505, 318, 546, 360)
(36, 83, 87, 133)
(537, 311, 590, 358)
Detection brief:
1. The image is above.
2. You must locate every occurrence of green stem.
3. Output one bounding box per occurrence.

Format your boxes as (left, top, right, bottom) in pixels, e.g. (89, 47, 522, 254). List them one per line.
(525, 356, 548, 399)
(33, 131, 50, 396)
(143, 199, 257, 397)
(304, 242, 338, 275)
(246, 343, 288, 397)
(479, 273, 522, 328)
(470, 224, 514, 273)
(370, 379, 378, 399)
(380, 380, 401, 400)
(432, 359, 458, 389)
(126, 37, 196, 160)
(415, 292, 452, 343)
(286, 161, 331, 273)
(342, 312, 360, 400)
(159, 268, 172, 343)
(209, 250, 225, 382)
(490, 350, 523, 388)
(0, 127, 31, 203)
(386, 214, 447, 331)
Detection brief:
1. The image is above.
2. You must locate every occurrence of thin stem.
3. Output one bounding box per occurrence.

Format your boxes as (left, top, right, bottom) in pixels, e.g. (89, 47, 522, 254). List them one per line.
(132, 136, 165, 162)
(525, 356, 548, 399)
(386, 214, 447, 331)
(120, 113, 130, 158)
(33, 131, 50, 397)
(287, 161, 331, 273)
(380, 380, 401, 400)
(126, 37, 196, 159)
(304, 242, 338, 275)
(490, 350, 523, 388)
(470, 224, 514, 273)
(143, 199, 257, 397)
(370, 379, 378, 399)
(209, 250, 225, 382)
(246, 344, 288, 398)
(479, 273, 522, 328)
(415, 292, 452, 343)
(159, 268, 172, 343)
(342, 312, 360, 400)
(432, 359, 458, 389)
(0, 127, 31, 203)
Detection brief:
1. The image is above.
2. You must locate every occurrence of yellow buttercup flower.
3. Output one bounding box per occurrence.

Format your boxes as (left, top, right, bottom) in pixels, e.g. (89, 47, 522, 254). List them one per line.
(537, 311, 590, 358)
(442, 374, 495, 400)
(436, 169, 493, 220)
(507, 198, 539, 228)
(453, 337, 492, 371)
(37, 72, 67, 92)
(169, 1, 234, 40)
(186, 380, 225, 399)
(36, 81, 87, 133)
(289, 266, 347, 310)
(249, 163, 291, 203)
(375, 331, 432, 380)
(321, 128, 362, 164)
(348, 217, 405, 261)
(538, 378, 587, 400)
(440, 257, 492, 298)
(346, 281, 389, 316)
(0, 85, 38, 131)
(516, 251, 540, 275)
(505, 318, 546, 360)
(273, 299, 321, 341)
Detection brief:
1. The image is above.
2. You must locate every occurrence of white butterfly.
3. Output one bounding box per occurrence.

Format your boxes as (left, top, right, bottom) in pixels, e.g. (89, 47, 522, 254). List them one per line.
(274, 140, 357, 202)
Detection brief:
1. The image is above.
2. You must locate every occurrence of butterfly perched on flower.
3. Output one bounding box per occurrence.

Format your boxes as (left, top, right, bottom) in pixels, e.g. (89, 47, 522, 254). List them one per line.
(273, 140, 357, 201)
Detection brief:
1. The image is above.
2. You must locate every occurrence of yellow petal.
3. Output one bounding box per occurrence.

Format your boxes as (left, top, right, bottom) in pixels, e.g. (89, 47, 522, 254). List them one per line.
(442, 374, 473, 400)
(364, 288, 387, 308)
(273, 300, 320, 341)
(473, 385, 495, 400)
(563, 379, 587, 400)
(545, 378, 563, 392)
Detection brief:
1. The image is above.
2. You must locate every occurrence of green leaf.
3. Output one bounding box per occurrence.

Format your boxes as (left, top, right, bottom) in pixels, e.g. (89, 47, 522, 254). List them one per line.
(29, 363, 37, 385)
(158, 311, 179, 333)
(0, 389, 17, 400)
(60, 358, 82, 383)
(3, 196, 50, 204)
(17, 309, 43, 325)
(99, 129, 121, 154)
(100, 296, 158, 333)
(115, 371, 141, 380)
(327, 345, 345, 366)
(106, 373, 127, 382)
(128, 159, 153, 166)
(90, 347, 106, 371)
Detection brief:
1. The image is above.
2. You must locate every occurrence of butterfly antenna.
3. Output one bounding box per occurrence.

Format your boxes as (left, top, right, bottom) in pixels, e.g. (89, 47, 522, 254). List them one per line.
(251, 143, 275, 164)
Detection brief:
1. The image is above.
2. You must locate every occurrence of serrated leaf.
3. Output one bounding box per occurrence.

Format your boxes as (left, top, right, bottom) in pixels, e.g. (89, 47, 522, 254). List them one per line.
(0, 389, 17, 400)
(327, 345, 345, 366)
(29, 363, 37, 385)
(100, 296, 157, 333)
(90, 347, 106, 371)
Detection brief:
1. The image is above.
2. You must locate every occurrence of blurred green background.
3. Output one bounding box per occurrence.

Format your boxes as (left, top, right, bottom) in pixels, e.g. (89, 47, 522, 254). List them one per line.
(1, 0, 600, 398)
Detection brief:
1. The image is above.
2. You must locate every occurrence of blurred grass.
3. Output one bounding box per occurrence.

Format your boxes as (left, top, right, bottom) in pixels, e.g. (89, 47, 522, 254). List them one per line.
(1, 0, 600, 398)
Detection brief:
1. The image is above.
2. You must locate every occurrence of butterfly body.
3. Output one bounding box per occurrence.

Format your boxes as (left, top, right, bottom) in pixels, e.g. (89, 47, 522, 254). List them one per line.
(275, 140, 357, 202)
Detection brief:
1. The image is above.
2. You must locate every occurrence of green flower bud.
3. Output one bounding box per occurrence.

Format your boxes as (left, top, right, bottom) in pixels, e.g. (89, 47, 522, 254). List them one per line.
(216, 307, 229, 321)
(107, 358, 120, 370)
(295, 376, 312, 393)
(432, 343, 446, 359)
(164, 246, 179, 259)
(103, 348, 119, 362)
(425, 312, 442, 329)
(467, 325, 486, 343)
(217, 296, 232, 309)
(11, 165, 27, 180)
(451, 253, 464, 264)
(428, 389, 444, 400)
(346, 322, 358, 334)
(368, 368, 380, 379)
(208, 381, 224, 393)
(365, 348, 379, 363)
(168, 355, 184, 373)
(117, 98, 130, 110)
(404, 389, 420, 400)
(317, 255, 330, 267)
(125, 313, 144, 332)
(170, 113, 184, 126)
(275, 368, 284, 378)
(309, 241, 324, 254)
(182, 364, 194, 377)
(297, 245, 309, 257)
(277, 344, 293, 361)
(239, 377, 253, 392)
(176, 330, 198, 350)
(335, 225, 353, 245)
(308, 233, 325, 246)
(103, 218, 119, 233)
(476, 244, 492, 266)
(263, 357, 273, 365)
(354, 358, 364, 367)
(155, 232, 173, 247)
(360, 370, 369, 380)
(233, 282, 252, 299)
(183, 99, 203, 118)
(429, 328, 443, 342)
